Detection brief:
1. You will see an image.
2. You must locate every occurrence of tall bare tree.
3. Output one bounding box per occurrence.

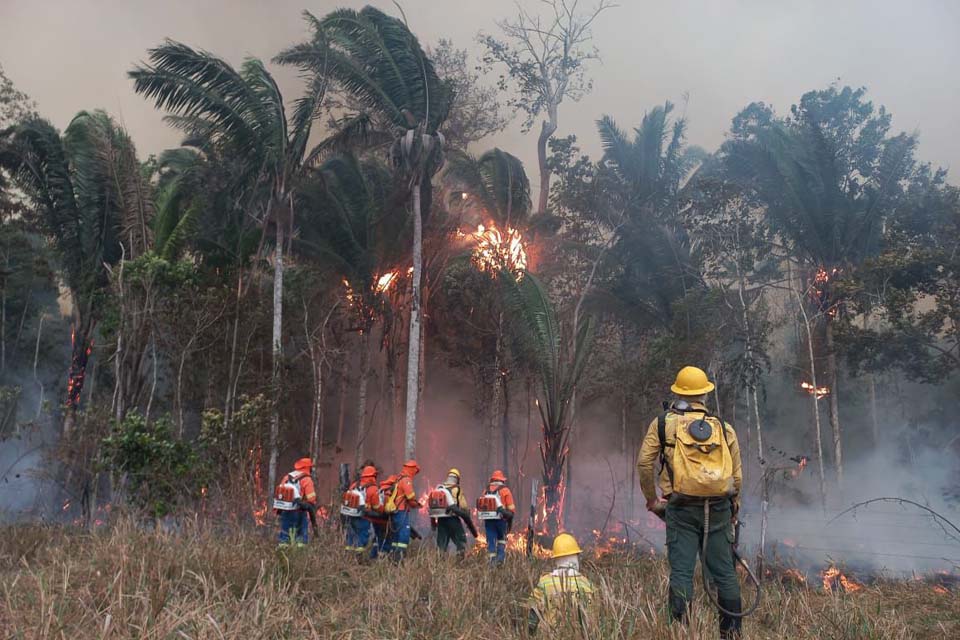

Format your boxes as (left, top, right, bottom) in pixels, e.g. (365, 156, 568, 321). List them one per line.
(479, 0, 614, 215)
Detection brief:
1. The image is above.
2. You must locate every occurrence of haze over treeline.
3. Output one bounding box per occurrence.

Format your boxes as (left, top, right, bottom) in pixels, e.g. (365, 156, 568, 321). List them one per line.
(0, 0, 957, 575)
(2, 0, 959, 175)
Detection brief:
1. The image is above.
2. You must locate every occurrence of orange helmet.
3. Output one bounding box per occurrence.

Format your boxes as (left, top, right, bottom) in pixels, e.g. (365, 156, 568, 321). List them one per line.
(293, 457, 313, 472)
(360, 465, 377, 479)
(490, 469, 507, 483)
(402, 459, 420, 475)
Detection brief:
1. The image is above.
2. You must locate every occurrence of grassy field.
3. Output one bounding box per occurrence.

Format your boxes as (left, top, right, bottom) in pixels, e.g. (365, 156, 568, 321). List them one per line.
(0, 521, 956, 639)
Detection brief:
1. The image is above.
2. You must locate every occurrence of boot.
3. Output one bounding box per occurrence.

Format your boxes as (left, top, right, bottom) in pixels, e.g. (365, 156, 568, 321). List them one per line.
(718, 597, 742, 639)
(669, 589, 689, 625)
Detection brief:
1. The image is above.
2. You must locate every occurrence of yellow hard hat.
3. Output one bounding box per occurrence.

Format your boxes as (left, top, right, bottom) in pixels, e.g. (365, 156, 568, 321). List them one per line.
(671, 366, 715, 396)
(551, 533, 582, 559)
(447, 468, 461, 480)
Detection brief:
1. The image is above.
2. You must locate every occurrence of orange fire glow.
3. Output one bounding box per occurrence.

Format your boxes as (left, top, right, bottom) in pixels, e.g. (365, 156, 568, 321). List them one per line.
(822, 566, 863, 593)
(800, 381, 831, 399)
(469, 223, 528, 277)
(790, 456, 809, 478)
(783, 568, 807, 585)
(474, 531, 550, 558)
(933, 585, 949, 595)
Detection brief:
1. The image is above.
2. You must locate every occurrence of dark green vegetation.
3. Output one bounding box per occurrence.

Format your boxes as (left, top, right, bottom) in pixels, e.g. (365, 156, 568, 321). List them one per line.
(0, 3, 957, 544)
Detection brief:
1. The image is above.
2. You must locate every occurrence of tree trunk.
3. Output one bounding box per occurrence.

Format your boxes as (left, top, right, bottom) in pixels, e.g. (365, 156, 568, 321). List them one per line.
(336, 362, 348, 450)
(797, 289, 827, 510)
(488, 312, 505, 472)
(64, 314, 95, 436)
(536, 119, 558, 215)
(267, 222, 284, 502)
(824, 319, 843, 487)
(403, 182, 423, 461)
(224, 269, 243, 433)
(501, 375, 511, 472)
(354, 329, 371, 470)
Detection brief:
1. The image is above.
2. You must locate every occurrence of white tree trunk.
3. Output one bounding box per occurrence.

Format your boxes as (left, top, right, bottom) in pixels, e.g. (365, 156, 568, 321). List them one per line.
(797, 287, 827, 510)
(267, 222, 284, 500)
(355, 329, 371, 470)
(403, 183, 423, 461)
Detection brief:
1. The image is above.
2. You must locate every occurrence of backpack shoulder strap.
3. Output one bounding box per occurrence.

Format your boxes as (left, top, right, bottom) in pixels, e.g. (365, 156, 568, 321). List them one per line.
(657, 412, 674, 484)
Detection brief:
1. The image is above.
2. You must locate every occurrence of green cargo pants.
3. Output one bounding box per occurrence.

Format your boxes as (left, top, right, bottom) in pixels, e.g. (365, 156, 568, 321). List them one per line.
(436, 516, 467, 554)
(665, 495, 741, 633)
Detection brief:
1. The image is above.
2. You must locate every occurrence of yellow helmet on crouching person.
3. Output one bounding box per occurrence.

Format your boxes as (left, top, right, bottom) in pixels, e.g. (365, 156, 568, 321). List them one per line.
(671, 366, 715, 396)
(551, 533, 582, 559)
(447, 468, 461, 483)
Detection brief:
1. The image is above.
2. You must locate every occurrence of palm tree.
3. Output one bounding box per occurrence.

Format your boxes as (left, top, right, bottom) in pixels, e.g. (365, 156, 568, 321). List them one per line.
(298, 153, 407, 468)
(722, 87, 917, 485)
(129, 40, 328, 494)
(596, 103, 707, 331)
(502, 271, 594, 534)
(445, 148, 531, 471)
(278, 6, 451, 461)
(0, 111, 150, 434)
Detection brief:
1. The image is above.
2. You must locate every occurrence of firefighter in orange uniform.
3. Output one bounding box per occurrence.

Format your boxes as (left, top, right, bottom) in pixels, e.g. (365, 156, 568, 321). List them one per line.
(341, 465, 379, 559)
(477, 469, 515, 564)
(388, 459, 422, 560)
(273, 457, 317, 546)
(370, 474, 397, 558)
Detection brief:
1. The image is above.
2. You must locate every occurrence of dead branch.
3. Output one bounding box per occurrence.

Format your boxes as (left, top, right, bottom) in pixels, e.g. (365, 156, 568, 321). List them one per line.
(829, 497, 960, 544)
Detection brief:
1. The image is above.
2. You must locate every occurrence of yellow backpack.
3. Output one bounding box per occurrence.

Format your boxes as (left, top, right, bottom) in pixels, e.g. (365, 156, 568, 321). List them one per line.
(382, 480, 401, 514)
(658, 409, 734, 498)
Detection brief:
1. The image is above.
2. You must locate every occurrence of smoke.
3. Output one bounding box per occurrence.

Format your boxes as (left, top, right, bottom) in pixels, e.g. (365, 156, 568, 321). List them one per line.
(752, 441, 960, 575)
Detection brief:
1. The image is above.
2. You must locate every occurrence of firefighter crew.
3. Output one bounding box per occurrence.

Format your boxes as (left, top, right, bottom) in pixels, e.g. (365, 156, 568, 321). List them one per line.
(527, 533, 595, 635)
(388, 459, 422, 560)
(273, 457, 317, 547)
(370, 474, 397, 559)
(428, 468, 472, 556)
(341, 465, 380, 559)
(637, 366, 744, 639)
(476, 469, 515, 565)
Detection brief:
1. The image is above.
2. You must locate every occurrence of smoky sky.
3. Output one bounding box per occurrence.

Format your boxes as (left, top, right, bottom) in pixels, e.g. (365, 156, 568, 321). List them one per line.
(2, 0, 959, 179)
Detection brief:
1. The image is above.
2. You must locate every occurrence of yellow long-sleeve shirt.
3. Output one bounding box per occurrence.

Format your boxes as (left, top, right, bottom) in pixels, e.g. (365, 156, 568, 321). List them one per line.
(636, 401, 742, 505)
(442, 483, 469, 510)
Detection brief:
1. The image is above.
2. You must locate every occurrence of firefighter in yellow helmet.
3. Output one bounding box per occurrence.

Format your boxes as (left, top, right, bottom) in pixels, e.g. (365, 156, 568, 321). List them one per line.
(637, 366, 744, 639)
(427, 467, 475, 556)
(527, 533, 595, 635)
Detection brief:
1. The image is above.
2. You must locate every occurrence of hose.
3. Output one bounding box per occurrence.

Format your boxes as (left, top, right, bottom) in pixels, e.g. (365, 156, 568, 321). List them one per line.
(699, 499, 761, 618)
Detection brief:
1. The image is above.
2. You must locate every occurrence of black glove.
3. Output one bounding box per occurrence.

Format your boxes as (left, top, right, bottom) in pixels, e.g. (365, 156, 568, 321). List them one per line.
(497, 507, 514, 520)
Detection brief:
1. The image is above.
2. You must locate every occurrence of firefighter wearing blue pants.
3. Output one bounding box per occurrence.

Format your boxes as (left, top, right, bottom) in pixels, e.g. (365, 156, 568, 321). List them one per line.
(477, 470, 515, 564)
(387, 460, 421, 560)
(340, 465, 381, 559)
(273, 458, 317, 547)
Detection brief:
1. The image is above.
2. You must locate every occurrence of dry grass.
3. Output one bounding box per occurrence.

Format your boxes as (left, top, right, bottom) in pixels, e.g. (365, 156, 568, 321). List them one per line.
(0, 521, 956, 639)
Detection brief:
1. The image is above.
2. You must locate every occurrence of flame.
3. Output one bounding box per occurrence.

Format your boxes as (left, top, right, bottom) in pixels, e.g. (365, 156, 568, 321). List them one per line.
(809, 266, 843, 317)
(790, 456, 809, 478)
(249, 446, 268, 526)
(783, 568, 807, 585)
(469, 223, 528, 277)
(800, 381, 831, 399)
(782, 538, 798, 548)
(822, 566, 863, 593)
(934, 585, 949, 595)
(474, 531, 550, 558)
(62, 500, 71, 511)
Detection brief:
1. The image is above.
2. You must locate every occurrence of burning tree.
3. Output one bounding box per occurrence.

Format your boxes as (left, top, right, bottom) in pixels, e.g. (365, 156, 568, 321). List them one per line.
(502, 271, 594, 534)
(722, 87, 919, 487)
(0, 112, 146, 434)
(298, 154, 407, 468)
(445, 148, 532, 473)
